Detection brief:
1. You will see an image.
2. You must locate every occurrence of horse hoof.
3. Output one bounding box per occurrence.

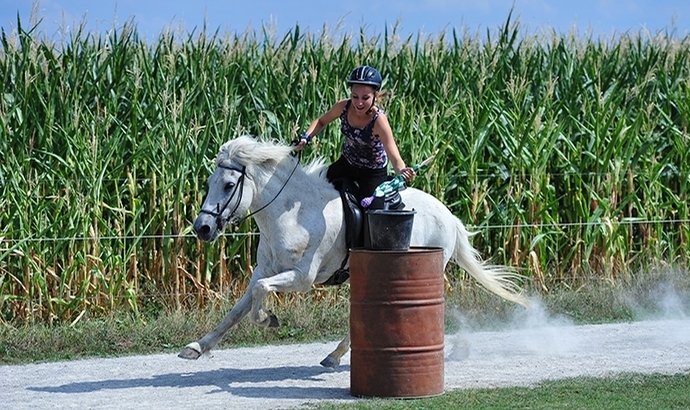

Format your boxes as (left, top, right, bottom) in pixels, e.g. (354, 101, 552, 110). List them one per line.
(178, 343, 202, 360)
(267, 311, 280, 328)
(320, 356, 339, 369)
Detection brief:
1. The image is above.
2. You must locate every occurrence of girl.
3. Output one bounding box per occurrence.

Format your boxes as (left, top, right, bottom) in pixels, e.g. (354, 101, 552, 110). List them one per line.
(295, 65, 415, 198)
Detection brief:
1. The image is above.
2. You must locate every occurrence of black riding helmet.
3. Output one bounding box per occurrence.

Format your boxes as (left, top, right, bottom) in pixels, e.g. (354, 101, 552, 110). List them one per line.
(347, 66, 382, 90)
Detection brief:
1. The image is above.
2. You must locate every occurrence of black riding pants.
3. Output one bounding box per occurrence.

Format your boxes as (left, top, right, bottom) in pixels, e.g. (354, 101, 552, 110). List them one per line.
(326, 156, 388, 199)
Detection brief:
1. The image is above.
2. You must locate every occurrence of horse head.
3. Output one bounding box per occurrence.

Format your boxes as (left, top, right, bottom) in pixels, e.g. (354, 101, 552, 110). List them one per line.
(194, 136, 258, 241)
(194, 160, 253, 241)
(193, 135, 299, 242)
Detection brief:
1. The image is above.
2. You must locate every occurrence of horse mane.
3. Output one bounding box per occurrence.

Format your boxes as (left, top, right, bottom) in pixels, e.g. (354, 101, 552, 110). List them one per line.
(217, 135, 331, 186)
(217, 135, 292, 166)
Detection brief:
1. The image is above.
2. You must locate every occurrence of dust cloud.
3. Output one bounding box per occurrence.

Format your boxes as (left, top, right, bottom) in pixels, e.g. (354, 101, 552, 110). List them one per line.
(445, 299, 579, 361)
(445, 271, 690, 362)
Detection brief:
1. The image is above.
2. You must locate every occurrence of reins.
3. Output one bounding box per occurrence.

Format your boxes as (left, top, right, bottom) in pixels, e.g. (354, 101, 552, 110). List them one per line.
(234, 152, 301, 225)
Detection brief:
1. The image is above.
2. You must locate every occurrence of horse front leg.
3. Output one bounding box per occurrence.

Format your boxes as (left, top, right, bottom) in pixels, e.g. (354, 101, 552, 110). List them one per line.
(320, 331, 350, 369)
(250, 269, 312, 328)
(178, 285, 253, 360)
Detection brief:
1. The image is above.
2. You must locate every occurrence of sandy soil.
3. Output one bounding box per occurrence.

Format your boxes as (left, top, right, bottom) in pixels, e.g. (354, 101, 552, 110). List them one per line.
(2, 318, 689, 409)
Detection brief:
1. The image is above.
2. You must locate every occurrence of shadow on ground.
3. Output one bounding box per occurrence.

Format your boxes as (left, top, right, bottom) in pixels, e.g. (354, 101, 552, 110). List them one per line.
(28, 365, 352, 400)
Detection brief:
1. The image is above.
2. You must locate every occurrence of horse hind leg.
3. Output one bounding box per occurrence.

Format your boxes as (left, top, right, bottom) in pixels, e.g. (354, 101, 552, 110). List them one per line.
(320, 332, 350, 369)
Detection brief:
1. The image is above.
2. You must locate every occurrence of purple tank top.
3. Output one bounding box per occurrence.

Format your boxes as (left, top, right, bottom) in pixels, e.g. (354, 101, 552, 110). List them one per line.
(340, 100, 387, 169)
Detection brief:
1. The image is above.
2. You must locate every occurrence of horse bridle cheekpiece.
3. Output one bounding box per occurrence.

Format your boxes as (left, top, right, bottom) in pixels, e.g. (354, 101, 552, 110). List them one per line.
(200, 153, 301, 232)
(199, 162, 247, 231)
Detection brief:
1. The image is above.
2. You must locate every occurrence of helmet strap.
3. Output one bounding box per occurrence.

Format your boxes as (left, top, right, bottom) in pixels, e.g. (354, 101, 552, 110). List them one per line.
(366, 93, 377, 115)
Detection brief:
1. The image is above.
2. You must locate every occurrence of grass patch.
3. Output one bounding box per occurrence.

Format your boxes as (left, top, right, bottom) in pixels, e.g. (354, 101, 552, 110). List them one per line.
(0, 286, 351, 365)
(305, 373, 690, 410)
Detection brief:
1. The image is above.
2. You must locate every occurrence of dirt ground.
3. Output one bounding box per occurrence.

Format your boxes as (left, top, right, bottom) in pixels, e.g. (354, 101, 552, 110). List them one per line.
(2, 318, 689, 409)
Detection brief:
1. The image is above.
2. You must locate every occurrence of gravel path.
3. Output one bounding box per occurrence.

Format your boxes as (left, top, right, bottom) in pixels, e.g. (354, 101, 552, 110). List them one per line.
(2, 319, 689, 409)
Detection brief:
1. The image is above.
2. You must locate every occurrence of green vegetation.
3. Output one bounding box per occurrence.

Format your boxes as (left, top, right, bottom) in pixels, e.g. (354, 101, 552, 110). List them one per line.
(0, 285, 351, 364)
(305, 373, 690, 410)
(1, 13, 687, 409)
(1, 12, 690, 325)
(3, 267, 687, 365)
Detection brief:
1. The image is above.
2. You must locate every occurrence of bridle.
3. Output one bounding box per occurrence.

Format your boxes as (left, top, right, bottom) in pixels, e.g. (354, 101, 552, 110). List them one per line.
(197, 163, 247, 231)
(199, 153, 301, 231)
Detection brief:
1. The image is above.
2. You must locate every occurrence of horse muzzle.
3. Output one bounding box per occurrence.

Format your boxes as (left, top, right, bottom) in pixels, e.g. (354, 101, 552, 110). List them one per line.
(193, 211, 223, 242)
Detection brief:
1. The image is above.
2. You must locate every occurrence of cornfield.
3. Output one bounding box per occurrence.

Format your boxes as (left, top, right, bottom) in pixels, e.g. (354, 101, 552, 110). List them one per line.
(1, 15, 689, 323)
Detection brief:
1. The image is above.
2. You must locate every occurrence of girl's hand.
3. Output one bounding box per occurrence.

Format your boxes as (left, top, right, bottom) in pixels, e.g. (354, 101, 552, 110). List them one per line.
(294, 138, 308, 152)
(294, 133, 310, 152)
(400, 167, 416, 182)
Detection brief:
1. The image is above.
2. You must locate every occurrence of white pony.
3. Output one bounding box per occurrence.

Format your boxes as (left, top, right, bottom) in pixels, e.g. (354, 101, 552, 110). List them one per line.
(179, 135, 529, 368)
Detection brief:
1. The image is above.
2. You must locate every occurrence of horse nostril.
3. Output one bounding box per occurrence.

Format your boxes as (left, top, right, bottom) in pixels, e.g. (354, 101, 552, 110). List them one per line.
(193, 218, 210, 235)
(195, 224, 210, 236)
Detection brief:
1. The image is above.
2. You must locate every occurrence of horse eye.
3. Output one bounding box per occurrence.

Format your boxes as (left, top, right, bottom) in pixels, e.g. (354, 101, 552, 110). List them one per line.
(224, 182, 235, 191)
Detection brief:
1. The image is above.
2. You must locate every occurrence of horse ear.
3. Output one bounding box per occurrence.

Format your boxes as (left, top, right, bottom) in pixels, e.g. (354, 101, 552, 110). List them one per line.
(216, 142, 232, 162)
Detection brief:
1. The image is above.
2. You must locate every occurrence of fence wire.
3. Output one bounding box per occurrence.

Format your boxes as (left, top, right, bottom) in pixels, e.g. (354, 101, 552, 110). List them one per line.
(2, 218, 689, 244)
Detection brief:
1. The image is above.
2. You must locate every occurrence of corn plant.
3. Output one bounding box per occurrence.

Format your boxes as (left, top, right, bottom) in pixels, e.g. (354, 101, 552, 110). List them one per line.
(1, 15, 689, 323)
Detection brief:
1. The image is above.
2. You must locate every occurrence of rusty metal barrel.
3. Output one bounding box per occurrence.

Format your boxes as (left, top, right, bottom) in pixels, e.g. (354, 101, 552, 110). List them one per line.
(349, 247, 445, 398)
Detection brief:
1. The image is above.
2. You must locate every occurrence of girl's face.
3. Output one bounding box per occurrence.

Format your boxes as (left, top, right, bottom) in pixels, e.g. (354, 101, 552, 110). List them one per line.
(350, 84, 377, 113)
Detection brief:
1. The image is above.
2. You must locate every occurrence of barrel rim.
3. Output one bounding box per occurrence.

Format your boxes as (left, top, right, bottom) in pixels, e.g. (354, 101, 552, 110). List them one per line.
(350, 246, 443, 254)
(365, 209, 417, 215)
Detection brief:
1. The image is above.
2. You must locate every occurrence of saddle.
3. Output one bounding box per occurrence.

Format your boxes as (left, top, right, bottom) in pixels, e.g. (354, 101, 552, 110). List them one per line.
(322, 178, 404, 286)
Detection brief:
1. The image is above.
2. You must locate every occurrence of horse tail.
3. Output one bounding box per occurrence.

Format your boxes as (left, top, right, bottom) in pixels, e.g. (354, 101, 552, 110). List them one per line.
(452, 219, 530, 308)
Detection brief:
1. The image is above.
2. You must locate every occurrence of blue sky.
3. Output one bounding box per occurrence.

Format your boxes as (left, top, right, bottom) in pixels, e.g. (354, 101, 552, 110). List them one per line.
(1, 0, 689, 40)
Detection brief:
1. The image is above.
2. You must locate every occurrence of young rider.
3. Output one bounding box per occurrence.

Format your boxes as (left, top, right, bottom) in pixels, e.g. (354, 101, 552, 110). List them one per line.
(294, 65, 415, 198)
